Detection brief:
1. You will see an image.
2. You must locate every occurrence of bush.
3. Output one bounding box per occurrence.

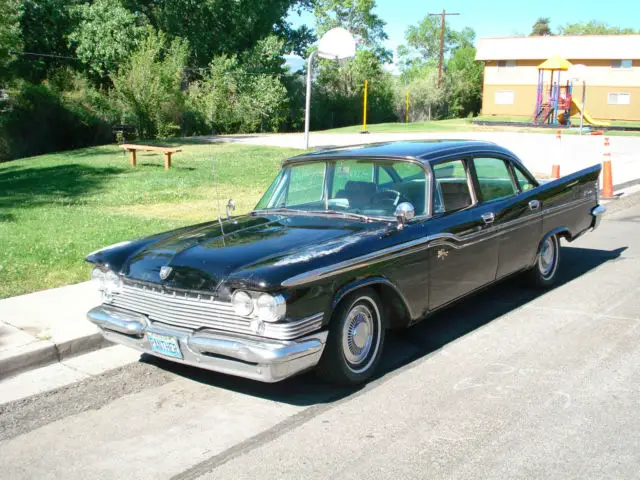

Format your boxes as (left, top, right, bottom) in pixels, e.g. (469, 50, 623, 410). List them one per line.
(0, 82, 113, 161)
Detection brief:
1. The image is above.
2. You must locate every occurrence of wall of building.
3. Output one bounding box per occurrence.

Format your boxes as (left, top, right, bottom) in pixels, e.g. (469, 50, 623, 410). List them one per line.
(481, 60, 640, 121)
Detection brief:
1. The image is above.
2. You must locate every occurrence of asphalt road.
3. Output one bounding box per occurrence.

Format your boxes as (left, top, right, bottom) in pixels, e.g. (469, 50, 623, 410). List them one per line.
(1, 197, 639, 479)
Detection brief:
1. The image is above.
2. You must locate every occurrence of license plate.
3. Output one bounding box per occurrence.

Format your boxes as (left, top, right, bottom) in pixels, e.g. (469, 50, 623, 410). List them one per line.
(147, 332, 183, 359)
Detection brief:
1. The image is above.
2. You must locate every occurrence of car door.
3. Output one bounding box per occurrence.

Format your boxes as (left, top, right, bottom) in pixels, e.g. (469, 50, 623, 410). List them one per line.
(427, 158, 500, 311)
(470, 156, 543, 279)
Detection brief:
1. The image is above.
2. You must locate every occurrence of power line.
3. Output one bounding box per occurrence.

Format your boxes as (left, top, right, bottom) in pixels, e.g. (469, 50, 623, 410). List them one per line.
(9, 50, 81, 61)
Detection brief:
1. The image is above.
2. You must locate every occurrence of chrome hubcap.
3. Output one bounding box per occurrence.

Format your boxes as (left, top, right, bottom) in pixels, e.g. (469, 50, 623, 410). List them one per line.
(343, 304, 375, 367)
(538, 237, 556, 278)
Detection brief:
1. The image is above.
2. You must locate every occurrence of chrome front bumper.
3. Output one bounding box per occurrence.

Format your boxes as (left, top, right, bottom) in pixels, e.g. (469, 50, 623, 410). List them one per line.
(88, 305, 328, 382)
(591, 204, 606, 230)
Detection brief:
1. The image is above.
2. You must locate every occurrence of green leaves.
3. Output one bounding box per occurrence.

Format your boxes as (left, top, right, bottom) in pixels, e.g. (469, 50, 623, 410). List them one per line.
(0, 0, 22, 75)
(185, 36, 289, 134)
(110, 31, 189, 139)
(68, 0, 148, 79)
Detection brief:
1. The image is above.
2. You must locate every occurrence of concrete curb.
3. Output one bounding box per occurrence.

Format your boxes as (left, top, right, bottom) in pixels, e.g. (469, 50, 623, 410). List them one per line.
(0, 331, 112, 381)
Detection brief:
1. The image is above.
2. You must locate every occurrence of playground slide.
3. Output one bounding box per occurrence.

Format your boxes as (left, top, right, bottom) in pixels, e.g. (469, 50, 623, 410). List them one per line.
(559, 99, 609, 127)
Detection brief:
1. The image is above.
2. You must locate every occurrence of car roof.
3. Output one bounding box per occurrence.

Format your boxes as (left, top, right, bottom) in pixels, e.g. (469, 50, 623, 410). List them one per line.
(283, 140, 521, 166)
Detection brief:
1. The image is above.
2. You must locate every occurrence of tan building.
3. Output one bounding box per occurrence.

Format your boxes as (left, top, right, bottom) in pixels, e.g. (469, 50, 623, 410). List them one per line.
(476, 35, 640, 121)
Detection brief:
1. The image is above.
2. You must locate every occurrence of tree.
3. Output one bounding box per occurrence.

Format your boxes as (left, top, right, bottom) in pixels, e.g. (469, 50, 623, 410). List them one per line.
(447, 45, 483, 117)
(0, 0, 22, 78)
(68, 0, 148, 80)
(17, 0, 82, 82)
(558, 21, 638, 35)
(186, 35, 290, 134)
(111, 31, 189, 139)
(531, 17, 552, 36)
(124, 0, 305, 68)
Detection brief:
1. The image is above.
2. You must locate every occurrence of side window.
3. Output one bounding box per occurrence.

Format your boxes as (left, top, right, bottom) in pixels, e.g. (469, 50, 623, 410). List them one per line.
(513, 165, 536, 192)
(432, 160, 472, 214)
(286, 163, 325, 206)
(472, 157, 517, 202)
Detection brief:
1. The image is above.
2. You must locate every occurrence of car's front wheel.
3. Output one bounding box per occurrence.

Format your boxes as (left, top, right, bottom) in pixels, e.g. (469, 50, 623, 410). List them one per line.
(526, 234, 561, 287)
(317, 288, 386, 385)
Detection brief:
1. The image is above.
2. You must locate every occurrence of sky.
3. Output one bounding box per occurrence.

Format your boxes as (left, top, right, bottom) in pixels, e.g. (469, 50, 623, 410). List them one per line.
(286, 0, 640, 70)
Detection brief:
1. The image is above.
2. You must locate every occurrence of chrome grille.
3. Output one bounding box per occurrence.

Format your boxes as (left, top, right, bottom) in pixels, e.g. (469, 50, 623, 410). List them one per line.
(110, 284, 323, 340)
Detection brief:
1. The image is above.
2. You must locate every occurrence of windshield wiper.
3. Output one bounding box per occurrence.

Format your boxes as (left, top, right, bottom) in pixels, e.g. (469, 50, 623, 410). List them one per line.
(306, 210, 372, 222)
(251, 208, 306, 216)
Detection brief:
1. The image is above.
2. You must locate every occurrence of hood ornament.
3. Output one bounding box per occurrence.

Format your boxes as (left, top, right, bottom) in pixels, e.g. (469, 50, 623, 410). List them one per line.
(159, 266, 173, 280)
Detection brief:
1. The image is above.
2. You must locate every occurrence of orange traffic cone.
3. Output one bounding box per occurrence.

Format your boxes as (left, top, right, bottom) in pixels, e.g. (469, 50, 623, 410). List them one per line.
(601, 137, 614, 199)
(551, 130, 561, 178)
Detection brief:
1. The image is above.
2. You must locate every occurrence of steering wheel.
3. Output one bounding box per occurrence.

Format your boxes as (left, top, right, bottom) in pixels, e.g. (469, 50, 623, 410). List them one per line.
(368, 189, 408, 209)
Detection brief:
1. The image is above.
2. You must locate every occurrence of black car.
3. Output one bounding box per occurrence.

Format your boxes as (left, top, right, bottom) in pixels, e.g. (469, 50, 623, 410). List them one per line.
(87, 140, 604, 385)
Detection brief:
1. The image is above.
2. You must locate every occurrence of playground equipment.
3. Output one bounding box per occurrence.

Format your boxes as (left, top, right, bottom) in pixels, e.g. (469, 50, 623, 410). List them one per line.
(557, 98, 609, 127)
(533, 55, 573, 126)
(533, 55, 605, 127)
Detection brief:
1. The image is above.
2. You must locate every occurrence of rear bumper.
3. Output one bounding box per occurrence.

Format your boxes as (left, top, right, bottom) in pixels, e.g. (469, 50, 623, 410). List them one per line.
(591, 204, 606, 230)
(88, 305, 327, 382)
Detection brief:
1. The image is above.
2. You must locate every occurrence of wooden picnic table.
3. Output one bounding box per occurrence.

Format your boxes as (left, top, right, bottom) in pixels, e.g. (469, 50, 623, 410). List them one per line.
(120, 144, 182, 171)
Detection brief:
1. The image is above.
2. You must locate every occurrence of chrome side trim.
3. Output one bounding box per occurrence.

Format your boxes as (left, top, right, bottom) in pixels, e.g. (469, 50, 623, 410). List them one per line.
(282, 196, 597, 288)
(88, 305, 328, 383)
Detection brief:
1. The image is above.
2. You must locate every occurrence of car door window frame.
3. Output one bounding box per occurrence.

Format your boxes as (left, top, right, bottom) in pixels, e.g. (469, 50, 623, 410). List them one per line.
(508, 161, 538, 194)
(468, 156, 519, 204)
(429, 157, 478, 216)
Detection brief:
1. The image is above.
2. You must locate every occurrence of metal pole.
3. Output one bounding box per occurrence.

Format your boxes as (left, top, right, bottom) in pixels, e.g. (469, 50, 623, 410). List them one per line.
(304, 51, 316, 150)
(362, 80, 368, 133)
(405, 92, 410, 123)
(580, 80, 586, 135)
(438, 9, 445, 88)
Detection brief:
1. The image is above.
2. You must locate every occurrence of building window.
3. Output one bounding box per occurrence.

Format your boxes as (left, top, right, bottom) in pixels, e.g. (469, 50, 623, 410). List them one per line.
(608, 93, 631, 105)
(495, 90, 515, 105)
(611, 60, 632, 69)
(497, 60, 516, 68)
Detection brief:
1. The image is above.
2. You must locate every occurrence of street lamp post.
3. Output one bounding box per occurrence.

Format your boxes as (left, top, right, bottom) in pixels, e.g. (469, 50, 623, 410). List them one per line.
(303, 28, 356, 150)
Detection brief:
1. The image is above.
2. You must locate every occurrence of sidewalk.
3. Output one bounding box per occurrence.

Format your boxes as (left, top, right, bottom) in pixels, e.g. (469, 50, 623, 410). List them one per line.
(0, 187, 637, 381)
(0, 282, 108, 380)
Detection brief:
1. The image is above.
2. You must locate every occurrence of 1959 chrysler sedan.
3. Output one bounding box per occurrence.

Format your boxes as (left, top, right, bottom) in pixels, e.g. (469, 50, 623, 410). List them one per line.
(87, 140, 605, 385)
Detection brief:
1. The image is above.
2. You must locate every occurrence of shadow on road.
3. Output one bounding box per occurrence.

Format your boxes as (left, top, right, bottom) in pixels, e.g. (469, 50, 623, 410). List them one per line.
(143, 244, 627, 406)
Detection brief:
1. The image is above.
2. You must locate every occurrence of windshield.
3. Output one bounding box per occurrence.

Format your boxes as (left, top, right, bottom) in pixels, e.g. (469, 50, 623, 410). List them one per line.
(254, 159, 428, 218)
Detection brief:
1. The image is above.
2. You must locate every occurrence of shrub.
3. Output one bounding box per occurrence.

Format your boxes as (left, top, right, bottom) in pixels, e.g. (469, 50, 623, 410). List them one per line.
(0, 81, 113, 161)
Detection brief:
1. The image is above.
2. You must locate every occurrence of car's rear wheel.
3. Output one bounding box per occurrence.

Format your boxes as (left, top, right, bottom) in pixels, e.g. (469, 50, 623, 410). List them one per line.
(316, 288, 385, 385)
(526, 234, 560, 287)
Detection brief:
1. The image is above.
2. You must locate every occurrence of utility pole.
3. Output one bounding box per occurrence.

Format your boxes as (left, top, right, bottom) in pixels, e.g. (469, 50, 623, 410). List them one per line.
(428, 9, 460, 88)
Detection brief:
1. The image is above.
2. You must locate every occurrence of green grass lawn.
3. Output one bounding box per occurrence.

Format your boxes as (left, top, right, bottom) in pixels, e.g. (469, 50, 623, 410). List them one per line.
(0, 142, 300, 298)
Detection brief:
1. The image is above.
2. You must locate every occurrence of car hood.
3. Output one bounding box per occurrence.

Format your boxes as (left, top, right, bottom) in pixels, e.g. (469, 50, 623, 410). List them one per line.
(88, 213, 392, 292)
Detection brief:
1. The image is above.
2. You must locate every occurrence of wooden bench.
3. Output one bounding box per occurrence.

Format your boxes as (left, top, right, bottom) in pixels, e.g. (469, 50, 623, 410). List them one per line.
(120, 144, 182, 171)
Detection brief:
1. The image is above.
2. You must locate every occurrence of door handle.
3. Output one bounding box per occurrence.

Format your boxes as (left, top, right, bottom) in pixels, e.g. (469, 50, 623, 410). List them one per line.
(528, 199, 541, 211)
(481, 212, 495, 225)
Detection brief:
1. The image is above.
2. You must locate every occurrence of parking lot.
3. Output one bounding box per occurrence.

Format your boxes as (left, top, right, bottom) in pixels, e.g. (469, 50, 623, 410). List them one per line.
(0, 194, 638, 479)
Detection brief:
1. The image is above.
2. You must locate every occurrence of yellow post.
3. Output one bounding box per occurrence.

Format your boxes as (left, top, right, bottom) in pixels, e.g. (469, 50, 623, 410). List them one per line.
(361, 80, 368, 134)
(405, 92, 410, 123)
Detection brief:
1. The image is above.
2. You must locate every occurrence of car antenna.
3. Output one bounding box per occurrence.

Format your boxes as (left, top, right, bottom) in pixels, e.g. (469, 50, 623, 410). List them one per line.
(211, 149, 225, 234)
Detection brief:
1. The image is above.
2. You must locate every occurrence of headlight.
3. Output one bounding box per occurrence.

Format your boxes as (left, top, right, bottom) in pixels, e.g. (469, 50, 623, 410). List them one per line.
(92, 267, 121, 303)
(256, 293, 286, 322)
(232, 290, 254, 317)
(91, 267, 106, 291)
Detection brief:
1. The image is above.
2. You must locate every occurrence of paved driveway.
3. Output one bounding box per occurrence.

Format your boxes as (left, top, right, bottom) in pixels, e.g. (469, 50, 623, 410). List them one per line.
(208, 131, 640, 187)
(0, 197, 639, 479)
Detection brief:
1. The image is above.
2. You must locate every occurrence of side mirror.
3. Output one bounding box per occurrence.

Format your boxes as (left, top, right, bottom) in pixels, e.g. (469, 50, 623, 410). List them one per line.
(394, 202, 415, 229)
(226, 199, 235, 219)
